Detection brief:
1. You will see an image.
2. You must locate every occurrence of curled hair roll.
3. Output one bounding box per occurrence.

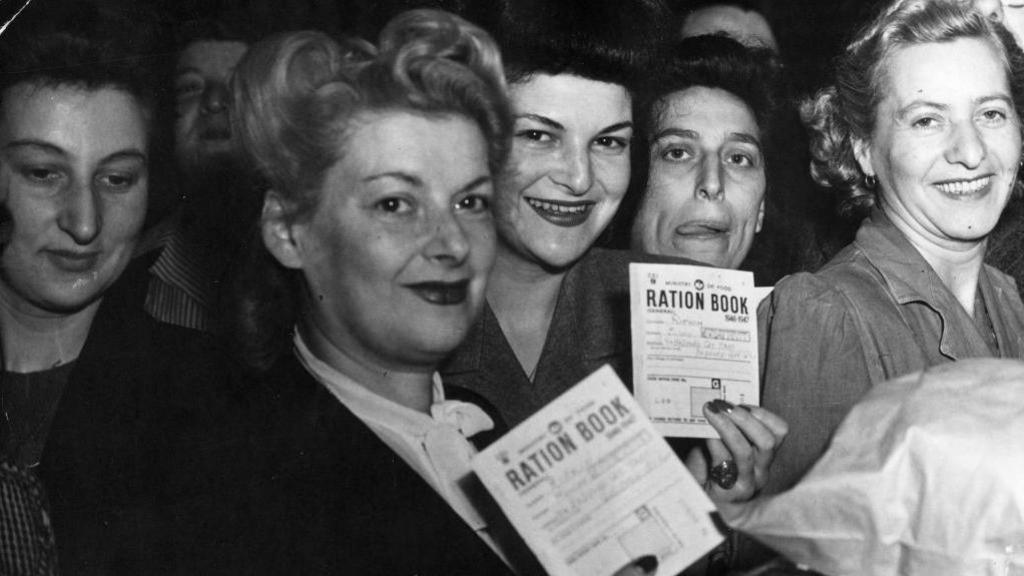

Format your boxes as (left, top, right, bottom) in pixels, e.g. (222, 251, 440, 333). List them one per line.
(801, 86, 875, 219)
(233, 10, 511, 217)
(380, 9, 504, 90)
(375, 9, 512, 175)
(232, 31, 372, 216)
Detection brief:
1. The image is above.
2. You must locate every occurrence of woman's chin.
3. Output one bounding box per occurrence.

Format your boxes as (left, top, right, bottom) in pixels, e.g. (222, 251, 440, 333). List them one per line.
(508, 240, 592, 271)
(939, 214, 1002, 244)
(406, 321, 474, 361)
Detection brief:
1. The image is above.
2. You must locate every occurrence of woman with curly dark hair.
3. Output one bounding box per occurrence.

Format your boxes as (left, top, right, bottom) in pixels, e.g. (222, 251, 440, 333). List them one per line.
(629, 35, 784, 271)
(759, 0, 1024, 495)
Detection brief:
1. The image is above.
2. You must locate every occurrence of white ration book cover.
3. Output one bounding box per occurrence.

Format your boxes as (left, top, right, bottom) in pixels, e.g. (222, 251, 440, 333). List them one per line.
(472, 365, 722, 576)
(629, 263, 759, 438)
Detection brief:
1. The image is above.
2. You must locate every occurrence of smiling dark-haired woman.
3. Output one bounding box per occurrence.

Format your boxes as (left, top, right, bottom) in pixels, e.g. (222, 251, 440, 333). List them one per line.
(440, 0, 787, 526)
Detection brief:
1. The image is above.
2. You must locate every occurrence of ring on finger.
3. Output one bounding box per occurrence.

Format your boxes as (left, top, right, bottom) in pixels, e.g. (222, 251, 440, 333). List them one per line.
(709, 459, 739, 490)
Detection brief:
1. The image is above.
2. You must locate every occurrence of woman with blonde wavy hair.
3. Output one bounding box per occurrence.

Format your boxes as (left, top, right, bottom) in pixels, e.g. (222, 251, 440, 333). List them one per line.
(759, 0, 1024, 496)
(225, 10, 545, 574)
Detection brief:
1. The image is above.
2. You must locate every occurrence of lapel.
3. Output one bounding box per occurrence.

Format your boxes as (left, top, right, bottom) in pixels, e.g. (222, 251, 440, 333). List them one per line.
(855, 211, 999, 362)
(978, 265, 1024, 359)
(38, 257, 159, 502)
(441, 249, 699, 427)
(537, 248, 633, 372)
(256, 355, 515, 575)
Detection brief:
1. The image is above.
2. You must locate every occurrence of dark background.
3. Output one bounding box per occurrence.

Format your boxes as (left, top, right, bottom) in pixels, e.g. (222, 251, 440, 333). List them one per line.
(4, 0, 887, 98)
(0, 0, 895, 278)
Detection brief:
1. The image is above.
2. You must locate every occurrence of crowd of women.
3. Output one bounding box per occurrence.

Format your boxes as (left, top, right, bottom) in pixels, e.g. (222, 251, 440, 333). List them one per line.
(1, 0, 1023, 574)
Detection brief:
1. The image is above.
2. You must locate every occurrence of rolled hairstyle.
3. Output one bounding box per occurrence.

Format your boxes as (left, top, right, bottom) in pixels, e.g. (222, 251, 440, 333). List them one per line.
(803, 0, 1024, 220)
(493, 0, 674, 91)
(229, 9, 512, 372)
(491, 0, 675, 249)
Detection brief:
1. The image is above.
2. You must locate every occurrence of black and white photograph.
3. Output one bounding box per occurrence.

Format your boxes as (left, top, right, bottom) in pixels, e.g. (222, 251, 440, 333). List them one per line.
(1, 0, 1022, 574)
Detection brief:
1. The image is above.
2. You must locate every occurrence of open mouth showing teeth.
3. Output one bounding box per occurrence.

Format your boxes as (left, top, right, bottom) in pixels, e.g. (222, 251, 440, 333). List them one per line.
(525, 197, 594, 227)
(935, 176, 991, 196)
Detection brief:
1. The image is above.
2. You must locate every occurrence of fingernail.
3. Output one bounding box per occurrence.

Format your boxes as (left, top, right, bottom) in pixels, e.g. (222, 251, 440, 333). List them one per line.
(635, 555, 658, 573)
(705, 400, 721, 414)
(708, 399, 734, 414)
(737, 403, 753, 412)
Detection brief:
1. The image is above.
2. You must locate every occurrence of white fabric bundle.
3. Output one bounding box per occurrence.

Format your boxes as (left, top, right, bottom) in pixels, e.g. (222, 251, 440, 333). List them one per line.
(721, 358, 1024, 576)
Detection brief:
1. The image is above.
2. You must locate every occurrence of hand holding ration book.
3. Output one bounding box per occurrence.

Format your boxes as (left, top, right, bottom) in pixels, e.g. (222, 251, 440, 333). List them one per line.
(629, 263, 762, 439)
(472, 366, 724, 576)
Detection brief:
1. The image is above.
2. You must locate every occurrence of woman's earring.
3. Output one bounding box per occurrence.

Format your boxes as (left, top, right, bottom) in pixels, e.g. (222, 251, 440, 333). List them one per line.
(864, 173, 877, 189)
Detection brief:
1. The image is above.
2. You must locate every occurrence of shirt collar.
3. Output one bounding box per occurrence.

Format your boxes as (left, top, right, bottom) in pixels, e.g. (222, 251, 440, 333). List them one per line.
(854, 209, 1011, 360)
(149, 226, 212, 309)
(293, 332, 493, 438)
(441, 248, 627, 376)
(855, 209, 958, 306)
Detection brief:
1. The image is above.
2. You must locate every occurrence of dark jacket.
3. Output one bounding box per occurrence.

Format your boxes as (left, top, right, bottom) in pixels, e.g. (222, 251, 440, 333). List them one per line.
(36, 256, 241, 575)
(242, 352, 518, 576)
(442, 248, 695, 429)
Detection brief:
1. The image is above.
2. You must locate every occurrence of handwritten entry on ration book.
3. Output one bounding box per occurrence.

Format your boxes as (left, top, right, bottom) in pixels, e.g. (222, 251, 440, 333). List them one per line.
(629, 263, 760, 438)
(472, 366, 722, 576)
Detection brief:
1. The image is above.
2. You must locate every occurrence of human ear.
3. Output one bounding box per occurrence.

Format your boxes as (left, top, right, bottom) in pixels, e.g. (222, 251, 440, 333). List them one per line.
(261, 191, 304, 270)
(853, 137, 875, 181)
(755, 197, 765, 234)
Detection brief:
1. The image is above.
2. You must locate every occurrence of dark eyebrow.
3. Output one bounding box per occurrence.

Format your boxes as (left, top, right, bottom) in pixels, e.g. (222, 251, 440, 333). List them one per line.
(975, 94, 1014, 107)
(102, 149, 148, 165)
(514, 113, 564, 131)
(652, 128, 699, 141)
(651, 128, 761, 149)
(5, 139, 67, 157)
(896, 94, 1013, 122)
(598, 121, 633, 135)
(362, 172, 492, 193)
(363, 172, 422, 186)
(731, 132, 762, 149)
(895, 100, 948, 122)
(459, 175, 492, 194)
(4, 140, 147, 164)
